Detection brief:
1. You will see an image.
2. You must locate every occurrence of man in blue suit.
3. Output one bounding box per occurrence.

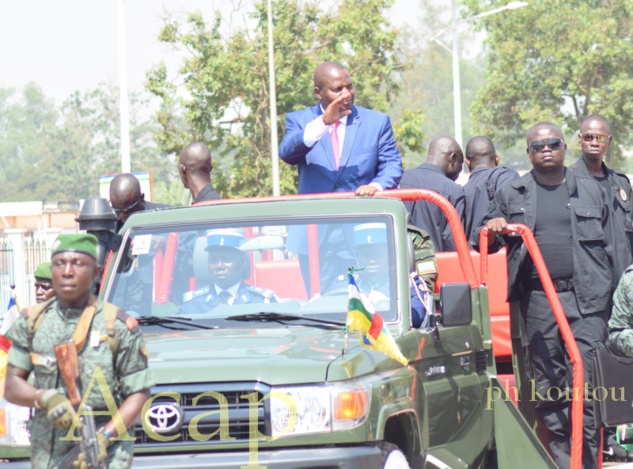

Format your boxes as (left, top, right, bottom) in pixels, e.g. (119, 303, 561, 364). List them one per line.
(279, 61, 402, 195)
(279, 62, 403, 294)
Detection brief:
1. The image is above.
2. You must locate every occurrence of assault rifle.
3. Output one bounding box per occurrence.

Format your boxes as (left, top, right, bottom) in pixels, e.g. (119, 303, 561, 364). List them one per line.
(55, 340, 105, 469)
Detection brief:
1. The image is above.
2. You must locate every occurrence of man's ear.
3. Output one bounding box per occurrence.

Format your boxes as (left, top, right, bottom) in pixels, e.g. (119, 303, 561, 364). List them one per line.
(93, 263, 102, 283)
(314, 86, 322, 101)
(495, 153, 500, 166)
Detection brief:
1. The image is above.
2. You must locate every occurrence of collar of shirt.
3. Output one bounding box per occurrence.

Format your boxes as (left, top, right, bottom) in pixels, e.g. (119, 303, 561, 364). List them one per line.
(214, 283, 240, 304)
(319, 105, 349, 127)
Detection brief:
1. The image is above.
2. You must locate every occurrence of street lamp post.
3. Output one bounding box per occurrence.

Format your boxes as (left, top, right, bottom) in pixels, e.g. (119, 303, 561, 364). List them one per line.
(267, 0, 281, 197)
(431, 1, 528, 148)
(116, 0, 131, 173)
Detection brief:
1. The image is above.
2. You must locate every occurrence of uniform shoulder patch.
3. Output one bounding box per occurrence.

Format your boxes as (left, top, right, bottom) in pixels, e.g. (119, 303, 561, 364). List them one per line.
(183, 286, 211, 303)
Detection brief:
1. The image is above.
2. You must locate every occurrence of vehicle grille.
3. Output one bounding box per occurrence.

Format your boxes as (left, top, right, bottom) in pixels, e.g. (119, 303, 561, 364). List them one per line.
(475, 349, 488, 374)
(134, 382, 270, 446)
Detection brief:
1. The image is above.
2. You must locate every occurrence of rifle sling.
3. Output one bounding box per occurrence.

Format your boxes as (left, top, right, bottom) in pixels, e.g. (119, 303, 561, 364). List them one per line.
(29, 297, 98, 366)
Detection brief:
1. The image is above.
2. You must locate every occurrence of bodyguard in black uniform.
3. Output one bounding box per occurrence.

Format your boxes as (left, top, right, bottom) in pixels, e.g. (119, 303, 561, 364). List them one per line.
(569, 115, 633, 282)
(463, 136, 519, 240)
(399, 136, 465, 251)
(471, 122, 616, 469)
(569, 115, 633, 462)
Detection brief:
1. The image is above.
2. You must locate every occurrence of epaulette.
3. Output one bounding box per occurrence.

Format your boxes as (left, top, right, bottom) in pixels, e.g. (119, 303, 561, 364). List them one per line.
(183, 286, 211, 303)
(611, 168, 630, 182)
(247, 285, 277, 299)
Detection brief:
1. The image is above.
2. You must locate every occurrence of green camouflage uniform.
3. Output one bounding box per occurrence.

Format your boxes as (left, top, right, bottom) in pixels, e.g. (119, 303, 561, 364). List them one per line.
(408, 224, 438, 292)
(6, 299, 154, 469)
(608, 267, 633, 357)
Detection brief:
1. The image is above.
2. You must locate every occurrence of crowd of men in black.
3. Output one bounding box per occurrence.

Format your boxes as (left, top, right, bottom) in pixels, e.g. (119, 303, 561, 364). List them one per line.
(108, 62, 633, 468)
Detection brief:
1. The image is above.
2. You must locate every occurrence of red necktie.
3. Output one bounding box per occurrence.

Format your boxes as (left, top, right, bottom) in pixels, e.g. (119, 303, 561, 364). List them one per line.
(331, 120, 341, 170)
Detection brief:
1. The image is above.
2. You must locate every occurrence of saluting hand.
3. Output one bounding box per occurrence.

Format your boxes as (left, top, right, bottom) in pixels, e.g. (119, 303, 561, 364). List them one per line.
(321, 94, 352, 125)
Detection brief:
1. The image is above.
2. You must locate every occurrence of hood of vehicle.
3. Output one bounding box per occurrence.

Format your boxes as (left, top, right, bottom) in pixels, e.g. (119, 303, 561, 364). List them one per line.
(144, 326, 365, 385)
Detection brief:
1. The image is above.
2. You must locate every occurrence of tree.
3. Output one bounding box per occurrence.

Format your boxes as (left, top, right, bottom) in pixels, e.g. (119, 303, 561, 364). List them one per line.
(389, 0, 486, 168)
(147, 0, 425, 197)
(463, 0, 633, 169)
(0, 83, 171, 203)
(0, 83, 60, 202)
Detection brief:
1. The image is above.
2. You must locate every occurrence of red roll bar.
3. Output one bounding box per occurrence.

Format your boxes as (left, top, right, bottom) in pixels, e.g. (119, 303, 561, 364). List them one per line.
(380, 188, 478, 288)
(479, 224, 584, 469)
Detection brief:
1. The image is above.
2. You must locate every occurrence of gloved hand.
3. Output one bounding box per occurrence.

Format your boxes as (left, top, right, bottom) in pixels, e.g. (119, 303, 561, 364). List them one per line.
(41, 389, 77, 429)
(97, 431, 109, 462)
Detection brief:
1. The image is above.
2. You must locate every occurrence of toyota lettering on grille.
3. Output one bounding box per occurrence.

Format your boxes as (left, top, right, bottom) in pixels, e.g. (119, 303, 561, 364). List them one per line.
(146, 404, 183, 434)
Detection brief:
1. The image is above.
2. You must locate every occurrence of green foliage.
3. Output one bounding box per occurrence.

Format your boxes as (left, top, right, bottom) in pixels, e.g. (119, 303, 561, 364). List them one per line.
(0, 84, 58, 201)
(388, 0, 485, 169)
(0, 83, 170, 203)
(153, 178, 191, 206)
(463, 0, 633, 170)
(147, 0, 425, 197)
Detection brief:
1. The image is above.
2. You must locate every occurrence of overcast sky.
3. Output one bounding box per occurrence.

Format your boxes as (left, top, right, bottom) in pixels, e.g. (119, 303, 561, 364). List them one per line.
(0, 0, 423, 105)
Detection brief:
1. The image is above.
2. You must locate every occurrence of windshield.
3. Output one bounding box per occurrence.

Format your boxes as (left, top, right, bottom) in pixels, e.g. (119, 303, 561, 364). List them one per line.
(104, 216, 398, 327)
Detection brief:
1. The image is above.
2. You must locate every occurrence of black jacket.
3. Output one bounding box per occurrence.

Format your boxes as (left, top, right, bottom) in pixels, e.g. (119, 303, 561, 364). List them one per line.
(471, 168, 615, 315)
(463, 165, 519, 240)
(569, 156, 633, 280)
(194, 183, 221, 204)
(400, 163, 465, 252)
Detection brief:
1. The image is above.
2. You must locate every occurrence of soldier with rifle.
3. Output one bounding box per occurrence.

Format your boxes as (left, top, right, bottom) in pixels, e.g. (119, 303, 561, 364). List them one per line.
(3, 234, 154, 468)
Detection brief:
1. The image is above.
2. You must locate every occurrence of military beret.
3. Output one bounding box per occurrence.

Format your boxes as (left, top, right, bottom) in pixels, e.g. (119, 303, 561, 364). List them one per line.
(206, 228, 245, 250)
(51, 233, 98, 259)
(34, 261, 52, 280)
(354, 223, 387, 246)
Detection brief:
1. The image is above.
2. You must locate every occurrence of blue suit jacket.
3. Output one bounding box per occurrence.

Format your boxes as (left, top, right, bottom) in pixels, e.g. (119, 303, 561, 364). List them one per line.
(279, 104, 403, 193)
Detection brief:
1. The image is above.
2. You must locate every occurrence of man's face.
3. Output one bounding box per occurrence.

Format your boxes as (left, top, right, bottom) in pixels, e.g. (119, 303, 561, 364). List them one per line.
(111, 193, 144, 223)
(34, 277, 54, 304)
(355, 244, 387, 281)
(207, 246, 246, 290)
(527, 126, 566, 172)
(51, 252, 98, 307)
(578, 120, 611, 162)
(315, 69, 355, 111)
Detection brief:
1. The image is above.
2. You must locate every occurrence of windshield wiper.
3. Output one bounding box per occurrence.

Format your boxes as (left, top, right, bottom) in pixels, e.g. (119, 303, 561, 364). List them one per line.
(225, 312, 344, 327)
(137, 315, 217, 330)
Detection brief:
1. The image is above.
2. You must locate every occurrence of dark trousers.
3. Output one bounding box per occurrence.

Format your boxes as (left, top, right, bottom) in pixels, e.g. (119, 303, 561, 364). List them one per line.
(520, 289, 607, 469)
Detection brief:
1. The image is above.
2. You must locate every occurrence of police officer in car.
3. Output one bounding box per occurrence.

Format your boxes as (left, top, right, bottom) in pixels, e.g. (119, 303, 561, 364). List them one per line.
(353, 223, 433, 328)
(181, 228, 278, 315)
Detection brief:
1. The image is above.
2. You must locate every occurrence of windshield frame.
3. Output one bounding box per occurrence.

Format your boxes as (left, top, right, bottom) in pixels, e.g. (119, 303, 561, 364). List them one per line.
(101, 211, 404, 327)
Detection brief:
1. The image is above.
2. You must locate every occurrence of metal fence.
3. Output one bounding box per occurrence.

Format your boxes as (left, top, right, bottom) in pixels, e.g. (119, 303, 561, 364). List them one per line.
(0, 229, 61, 318)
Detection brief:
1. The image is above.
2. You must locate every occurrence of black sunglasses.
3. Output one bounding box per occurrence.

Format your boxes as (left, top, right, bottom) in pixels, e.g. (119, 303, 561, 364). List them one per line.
(529, 138, 564, 153)
(112, 194, 143, 214)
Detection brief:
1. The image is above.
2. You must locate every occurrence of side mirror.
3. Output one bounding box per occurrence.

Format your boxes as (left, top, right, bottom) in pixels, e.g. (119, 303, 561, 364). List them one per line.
(439, 283, 472, 327)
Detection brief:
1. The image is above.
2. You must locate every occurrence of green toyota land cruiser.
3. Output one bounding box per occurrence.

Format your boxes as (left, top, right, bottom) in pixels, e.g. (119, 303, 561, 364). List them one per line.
(1, 190, 557, 468)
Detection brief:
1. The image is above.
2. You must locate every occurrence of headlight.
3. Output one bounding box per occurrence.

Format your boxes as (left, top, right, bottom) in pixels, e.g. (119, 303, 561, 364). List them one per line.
(270, 382, 370, 438)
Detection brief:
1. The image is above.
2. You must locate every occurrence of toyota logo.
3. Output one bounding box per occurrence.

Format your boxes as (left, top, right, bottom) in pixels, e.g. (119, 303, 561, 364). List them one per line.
(146, 404, 183, 434)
